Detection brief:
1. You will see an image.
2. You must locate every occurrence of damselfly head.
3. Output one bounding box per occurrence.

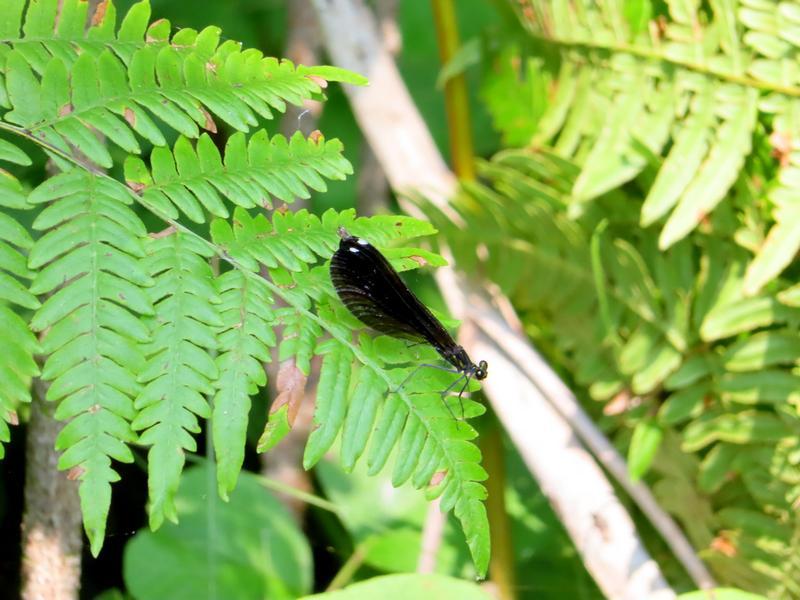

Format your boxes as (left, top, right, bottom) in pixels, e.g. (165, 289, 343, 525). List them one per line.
(474, 360, 488, 381)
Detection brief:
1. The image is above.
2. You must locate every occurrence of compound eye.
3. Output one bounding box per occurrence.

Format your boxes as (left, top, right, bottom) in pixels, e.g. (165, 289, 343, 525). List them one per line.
(476, 360, 488, 380)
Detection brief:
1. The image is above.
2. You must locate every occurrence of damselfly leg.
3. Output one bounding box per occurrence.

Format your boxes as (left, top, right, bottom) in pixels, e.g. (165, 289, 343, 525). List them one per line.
(391, 363, 474, 420)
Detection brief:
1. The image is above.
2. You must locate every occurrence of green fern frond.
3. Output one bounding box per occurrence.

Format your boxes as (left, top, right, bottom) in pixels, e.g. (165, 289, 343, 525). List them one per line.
(124, 131, 352, 223)
(277, 307, 322, 377)
(211, 205, 439, 275)
(133, 231, 220, 530)
(0, 0, 490, 574)
(0, 169, 40, 457)
(439, 136, 800, 588)
(2, 0, 340, 167)
(27, 170, 151, 555)
(213, 269, 275, 499)
(500, 0, 800, 293)
(206, 203, 491, 573)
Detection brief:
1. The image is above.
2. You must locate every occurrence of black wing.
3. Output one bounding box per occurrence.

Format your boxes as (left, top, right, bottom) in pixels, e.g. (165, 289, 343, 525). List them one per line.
(330, 233, 457, 357)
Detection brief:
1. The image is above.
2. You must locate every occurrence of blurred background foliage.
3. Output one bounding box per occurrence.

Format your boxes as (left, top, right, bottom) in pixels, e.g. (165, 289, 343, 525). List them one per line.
(427, 0, 800, 597)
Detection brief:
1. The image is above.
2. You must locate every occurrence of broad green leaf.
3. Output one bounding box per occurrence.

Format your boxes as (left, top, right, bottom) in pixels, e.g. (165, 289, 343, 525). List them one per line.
(301, 574, 491, 600)
(124, 466, 312, 600)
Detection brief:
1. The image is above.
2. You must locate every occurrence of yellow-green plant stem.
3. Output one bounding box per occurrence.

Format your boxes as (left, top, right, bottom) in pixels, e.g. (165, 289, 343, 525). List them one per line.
(326, 544, 367, 591)
(430, 0, 476, 181)
(480, 410, 516, 600)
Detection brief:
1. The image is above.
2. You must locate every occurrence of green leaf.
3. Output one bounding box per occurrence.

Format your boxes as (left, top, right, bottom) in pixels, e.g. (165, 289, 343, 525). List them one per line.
(659, 88, 758, 249)
(133, 232, 219, 530)
(743, 203, 800, 295)
(0, 138, 31, 165)
(28, 171, 148, 556)
(297, 65, 368, 86)
(213, 270, 274, 499)
(436, 37, 481, 89)
(258, 404, 292, 453)
(665, 354, 715, 390)
(682, 411, 791, 452)
(700, 297, 786, 341)
(300, 574, 492, 600)
(303, 341, 353, 469)
(340, 368, 386, 471)
(697, 442, 739, 493)
(641, 84, 715, 226)
(717, 371, 800, 404)
(720, 330, 800, 371)
(571, 66, 650, 203)
(628, 418, 663, 481)
(777, 282, 800, 307)
(124, 466, 312, 600)
(132, 132, 352, 224)
(658, 382, 710, 426)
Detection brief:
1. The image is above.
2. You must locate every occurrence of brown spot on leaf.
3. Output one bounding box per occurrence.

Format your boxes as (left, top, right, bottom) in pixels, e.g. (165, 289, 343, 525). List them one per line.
(200, 106, 217, 133)
(126, 181, 146, 194)
(67, 466, 86, 481)
(58, 103, 73, 117)
(308, 129, 323, 143)
(276, 203, 290, 215)
(91, 0, 110, 26)
(603, 389, 633, 416)
(7, 411, 18, 426)
(408, 255, 428, 267)
(430, 470, 447, 486)
(306, 75, 328, 89)
(124, 107, 136, 127)
(149, 225, 177, 239)
(145, 19, 169, 43)
(88, 403, 102, 414)
(710, 533, 737, 557)
(770, 130, 792, 168)
(269, 360, 308, 426)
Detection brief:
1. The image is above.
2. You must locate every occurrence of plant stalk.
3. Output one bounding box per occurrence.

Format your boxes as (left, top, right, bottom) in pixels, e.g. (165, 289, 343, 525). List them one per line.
(430, 0, 476, 180)
(480, 412, 517, 600)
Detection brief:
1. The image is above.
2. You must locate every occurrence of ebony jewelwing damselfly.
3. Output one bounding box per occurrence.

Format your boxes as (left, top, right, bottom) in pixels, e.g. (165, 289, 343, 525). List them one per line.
(330, 227, 487, 416)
